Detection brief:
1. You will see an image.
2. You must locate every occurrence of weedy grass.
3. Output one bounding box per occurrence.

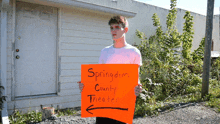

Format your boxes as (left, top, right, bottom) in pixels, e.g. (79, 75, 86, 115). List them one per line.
(4, 83, 220, 123)
(7, 107, 78, 124)
(134, 83, 220, 117)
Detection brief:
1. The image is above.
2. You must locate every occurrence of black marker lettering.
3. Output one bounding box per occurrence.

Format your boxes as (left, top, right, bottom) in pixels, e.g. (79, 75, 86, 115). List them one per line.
(87, 95, 95, 103)
(88, 68, 94, 77)
(95, 72, 99, 81)
(95, 84, 99, 91)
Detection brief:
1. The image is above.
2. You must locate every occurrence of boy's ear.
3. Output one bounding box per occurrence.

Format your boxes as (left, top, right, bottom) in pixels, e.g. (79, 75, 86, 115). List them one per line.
(124, 27, 128, 33)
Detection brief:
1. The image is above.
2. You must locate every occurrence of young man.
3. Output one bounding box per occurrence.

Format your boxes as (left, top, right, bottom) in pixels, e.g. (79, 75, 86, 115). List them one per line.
(78, 15, 142, 124)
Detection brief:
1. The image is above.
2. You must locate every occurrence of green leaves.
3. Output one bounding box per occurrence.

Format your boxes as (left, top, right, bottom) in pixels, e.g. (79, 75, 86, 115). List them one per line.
(9, 110, 42, 124)
(135, 0, 220, 117)
(181, 11, 194, 64)
(192, 37, 205, 64)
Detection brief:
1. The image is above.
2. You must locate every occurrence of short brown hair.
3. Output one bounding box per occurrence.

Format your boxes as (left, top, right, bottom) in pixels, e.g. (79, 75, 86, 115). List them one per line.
(108, 15, 128, 28)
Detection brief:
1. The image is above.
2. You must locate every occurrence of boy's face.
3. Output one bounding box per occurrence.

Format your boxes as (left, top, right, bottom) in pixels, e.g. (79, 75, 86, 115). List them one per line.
(110, 23, 128, 40)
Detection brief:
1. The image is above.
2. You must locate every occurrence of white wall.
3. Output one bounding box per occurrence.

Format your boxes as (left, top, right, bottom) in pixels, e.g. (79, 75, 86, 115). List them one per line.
(6, 0, 114, 115)
(77, 0, 220, 52)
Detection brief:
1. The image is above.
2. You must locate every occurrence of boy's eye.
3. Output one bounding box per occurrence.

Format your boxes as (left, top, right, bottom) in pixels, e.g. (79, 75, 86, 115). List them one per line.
(110, 26, 121, 30)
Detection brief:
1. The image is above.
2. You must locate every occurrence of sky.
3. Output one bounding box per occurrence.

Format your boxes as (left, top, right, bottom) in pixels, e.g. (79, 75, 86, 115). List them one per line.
(135, 0, 220, 16)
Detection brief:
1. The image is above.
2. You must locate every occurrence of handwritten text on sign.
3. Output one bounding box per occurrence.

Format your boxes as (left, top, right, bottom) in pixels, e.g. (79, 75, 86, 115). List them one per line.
(81, 64, 138, 124)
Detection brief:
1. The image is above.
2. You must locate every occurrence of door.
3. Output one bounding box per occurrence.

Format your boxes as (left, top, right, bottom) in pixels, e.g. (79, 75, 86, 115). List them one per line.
(15, 1, 57, 97)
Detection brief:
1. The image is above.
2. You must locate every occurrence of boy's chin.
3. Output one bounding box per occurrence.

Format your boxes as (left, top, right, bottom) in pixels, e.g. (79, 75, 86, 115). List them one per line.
(112, 36, 122, 40)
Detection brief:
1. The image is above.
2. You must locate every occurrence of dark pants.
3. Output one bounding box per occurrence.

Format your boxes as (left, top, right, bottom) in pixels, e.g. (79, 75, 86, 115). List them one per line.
(96, 117, 126, 124)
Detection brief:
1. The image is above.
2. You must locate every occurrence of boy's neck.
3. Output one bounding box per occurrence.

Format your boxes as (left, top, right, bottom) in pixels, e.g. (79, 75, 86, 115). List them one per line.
(113, 37, 126, 48)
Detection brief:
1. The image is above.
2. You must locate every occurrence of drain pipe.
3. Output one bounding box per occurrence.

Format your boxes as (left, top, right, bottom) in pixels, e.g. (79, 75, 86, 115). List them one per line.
(1, 0, 10, 123)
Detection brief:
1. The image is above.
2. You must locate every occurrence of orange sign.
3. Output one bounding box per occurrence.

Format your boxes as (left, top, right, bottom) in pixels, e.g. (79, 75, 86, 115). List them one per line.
(81, 64, 138, 124)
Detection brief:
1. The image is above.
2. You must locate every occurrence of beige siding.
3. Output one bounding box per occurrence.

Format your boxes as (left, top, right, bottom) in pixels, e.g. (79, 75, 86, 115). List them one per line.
(6, 2, 112, 115)
(59, 9, 111, 109)
(54, 7, 111, 112)
(61, 43, 106, 51)
(60, 76, 81, 83)
(60, 37, 112, 45)
(60, 82, 79, 90)
(61, 57, 98, 63)
(8, 96, 81, 114)
(213, 15, 220, 51)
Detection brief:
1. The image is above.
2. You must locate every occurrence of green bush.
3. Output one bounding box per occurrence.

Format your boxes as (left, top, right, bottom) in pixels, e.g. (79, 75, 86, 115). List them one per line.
(134, 0, 220, 117)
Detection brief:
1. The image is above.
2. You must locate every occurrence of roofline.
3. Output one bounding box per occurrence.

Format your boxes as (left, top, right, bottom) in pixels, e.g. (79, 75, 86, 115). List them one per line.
(17, 0, 137, 18)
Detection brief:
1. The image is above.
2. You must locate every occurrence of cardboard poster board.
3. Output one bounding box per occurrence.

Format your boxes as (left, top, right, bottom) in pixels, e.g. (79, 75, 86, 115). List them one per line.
(81, 64, 138, 124)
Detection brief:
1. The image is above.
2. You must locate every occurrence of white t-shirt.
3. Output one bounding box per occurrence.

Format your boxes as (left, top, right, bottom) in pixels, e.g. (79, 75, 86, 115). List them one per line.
(98, 42, 142, 84)
(98, 42, 142, 66)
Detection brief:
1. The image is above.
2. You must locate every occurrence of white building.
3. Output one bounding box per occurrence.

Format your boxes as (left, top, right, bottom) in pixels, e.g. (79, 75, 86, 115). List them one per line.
(0, 0, 219, 118)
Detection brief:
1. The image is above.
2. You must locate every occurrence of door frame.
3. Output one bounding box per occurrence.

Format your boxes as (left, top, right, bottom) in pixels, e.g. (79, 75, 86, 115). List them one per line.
(11, 0, 61, 101)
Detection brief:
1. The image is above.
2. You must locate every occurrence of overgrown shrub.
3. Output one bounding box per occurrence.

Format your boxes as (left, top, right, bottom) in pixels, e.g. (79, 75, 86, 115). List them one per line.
(134, 0, 219, 117)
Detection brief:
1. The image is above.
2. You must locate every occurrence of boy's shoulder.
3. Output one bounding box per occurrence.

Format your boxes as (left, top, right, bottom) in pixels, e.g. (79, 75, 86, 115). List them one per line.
(124, 43, 141, 55)
(101, 43, 141, 55)
(126, 43, 140, 52)
(101, 44, 113, 52)
(101, 43, 139, 51)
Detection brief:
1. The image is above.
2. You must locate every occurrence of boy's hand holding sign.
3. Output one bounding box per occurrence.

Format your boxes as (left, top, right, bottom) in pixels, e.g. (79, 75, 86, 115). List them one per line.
(80, 64, 139, 124)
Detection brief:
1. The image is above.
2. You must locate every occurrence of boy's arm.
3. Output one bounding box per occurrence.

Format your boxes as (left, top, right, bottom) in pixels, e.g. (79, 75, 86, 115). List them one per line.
(138, 66, 142, 86)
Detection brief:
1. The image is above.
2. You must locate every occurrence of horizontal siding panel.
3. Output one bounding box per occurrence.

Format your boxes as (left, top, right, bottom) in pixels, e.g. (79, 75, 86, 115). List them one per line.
(61, 95, 81, 103)
(13, 99, 32, 108)
(62, 63, 97, 70)
(62, 22, 109, 33)
(59, 89, 80, 96)
(29, 95, 81, 107)
(61, 70, 80, 76)
(61, 57, 98, 63)
(62, 11, 108, 27)
(62, 17, 107, 27)
(61, 29, 111, 39)
(61, 43, 105, 51)
(60, 50, 100, 57)
(57, 100, 81, 109)
(61, 63, 82, 70)
(15, 99, 51, 109)
(60, 37, 112, 45)
(62, 12, 107, 24)
(61, 82, 78, 90)
(60, 76, 81, 83)
(13, 95, 81, 108)
(61, 56, 98, 63)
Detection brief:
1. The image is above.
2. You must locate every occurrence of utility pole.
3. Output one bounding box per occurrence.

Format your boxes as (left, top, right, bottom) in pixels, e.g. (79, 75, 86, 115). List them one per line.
(201, 0, 215, 98)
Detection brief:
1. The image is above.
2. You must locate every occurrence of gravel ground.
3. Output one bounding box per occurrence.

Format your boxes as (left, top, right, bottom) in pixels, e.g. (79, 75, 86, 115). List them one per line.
(37, 102, 220, 124)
